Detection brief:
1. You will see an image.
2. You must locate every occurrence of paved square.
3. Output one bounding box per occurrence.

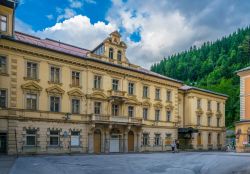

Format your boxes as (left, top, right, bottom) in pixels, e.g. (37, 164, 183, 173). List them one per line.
(7, 152, 250, 174)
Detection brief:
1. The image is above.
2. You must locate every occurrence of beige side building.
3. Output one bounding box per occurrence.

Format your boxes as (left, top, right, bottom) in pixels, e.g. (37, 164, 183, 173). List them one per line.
(0, 1, 227, 155)
(235, 66, 250, 152)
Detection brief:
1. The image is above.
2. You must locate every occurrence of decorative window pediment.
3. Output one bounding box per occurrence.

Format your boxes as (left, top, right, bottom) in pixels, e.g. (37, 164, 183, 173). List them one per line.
(125, 97, 140, 105)
(21, 81, 42, 92)
(196, 108, 204, 115)
(87, 91, 108, 100)
(165, 103, 174, 111)
(67, 89, 84, 97)
(142, 100, 151, 107)
(206, 110, 213, 116)
(153, 102, 163, 108)
(46, 85, 65, 95)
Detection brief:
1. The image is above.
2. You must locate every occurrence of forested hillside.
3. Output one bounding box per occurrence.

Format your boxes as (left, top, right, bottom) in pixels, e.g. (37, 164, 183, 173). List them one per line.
(151, 27, 250, 127)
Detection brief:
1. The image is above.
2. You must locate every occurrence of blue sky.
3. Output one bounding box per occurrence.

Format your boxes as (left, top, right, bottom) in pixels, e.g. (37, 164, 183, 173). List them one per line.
(15, 0, 250, 68)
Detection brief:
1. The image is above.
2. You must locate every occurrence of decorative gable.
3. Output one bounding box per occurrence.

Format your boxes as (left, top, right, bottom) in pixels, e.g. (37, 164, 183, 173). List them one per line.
(165, 103, 174, 111)
(141, 100, 152, 107)
(46, 85, 65, 95)
(21, 81, 42, 92)
(125, 97, 140, 105)
(87, 91, 108, 100)
(67, 89, 84, 97)
(153, 102, 163, 109)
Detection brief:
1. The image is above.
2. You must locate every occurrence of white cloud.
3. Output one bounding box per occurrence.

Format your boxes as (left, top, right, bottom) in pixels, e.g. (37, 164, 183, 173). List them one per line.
(57, 8, 76, 22)
(69, 0, 83, 9)
(46, 14, 54, 20)
(25, 15, 116, 50)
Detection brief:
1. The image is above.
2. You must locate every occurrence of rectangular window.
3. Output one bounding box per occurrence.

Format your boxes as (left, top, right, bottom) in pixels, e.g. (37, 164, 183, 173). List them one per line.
(112, 104, 119, 116)
(26, 130, 36, 146)
(94, 102, 101, 115)
(154, 134, 161, 146)
(197, 115, 201, 126)
(155, 88, 160, 100)
(166, 90, 172, 102)
(166, 111, 171, 122)
(197, 133, 202, 145)
(0, 56, 7, 74)
(155, 109, 160, 121)
(143, 108, 148, 120)
(94, 75, 102, 89)
(207, 100, 211, 111)
(0, 89, 7, 108)
(208, 133, 211, 145)
(71, 131, 80, 146)
(142, 133, 149, 146)
(165, 134, 172, 145)
(217, 117, 220, 127)
(26, 93, 37, 110)
(72, 71, 80, 86)
(112, 79, 119, 91)
(207, 116, 211, 127)
(50, 96, 60, 112)
(27, 62, 38, 79)
(217, 134, 221, 145)
(197, 99, 201, 109)
(50, 130, 59, 146)
(217, 102, 220, 112)
(128, 82, 135, 95)
(143, 86, 148, 98)
(50, 66, 60, 83)
(0, 15, 7, 32)
(128, 106, 134, 117)
(72, 99, 80, 114)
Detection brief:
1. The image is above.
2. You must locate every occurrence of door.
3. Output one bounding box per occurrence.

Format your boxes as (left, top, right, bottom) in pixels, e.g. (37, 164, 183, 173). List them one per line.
(0, 133, 7, 154)
(110, 135, 119, 152)
(128, 131, 134, 152)
(94, 130, 101, 153)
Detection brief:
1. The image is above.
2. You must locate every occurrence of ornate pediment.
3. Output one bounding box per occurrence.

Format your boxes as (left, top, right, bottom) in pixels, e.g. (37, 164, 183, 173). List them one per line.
(206, 110, 213, 116)
(46, 85, 65, 95)
(21, 81, 42, 92)
(67, 89, 84, 97)
(125, 97, 140, 105)
(216, 111, 222, 117)
(165, 103, 174, 111)
(141, 100, 152, 107)
(153, 102, 163, 108)
(87, 91, 108, 100)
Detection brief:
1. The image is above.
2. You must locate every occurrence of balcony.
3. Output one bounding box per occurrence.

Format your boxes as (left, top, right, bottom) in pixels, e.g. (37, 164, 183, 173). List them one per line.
(108, 90, 126, 98)
(90, 114, 142, 125)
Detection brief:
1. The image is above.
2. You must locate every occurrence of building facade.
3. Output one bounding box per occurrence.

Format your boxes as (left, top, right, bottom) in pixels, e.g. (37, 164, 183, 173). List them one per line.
(236, 66, 250, 152)
(0, 1, 227, 155)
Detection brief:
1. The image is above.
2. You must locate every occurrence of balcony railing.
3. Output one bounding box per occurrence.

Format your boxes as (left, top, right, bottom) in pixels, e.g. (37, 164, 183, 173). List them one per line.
(108, 90, 126, 98)
(90, 114, 142, 125)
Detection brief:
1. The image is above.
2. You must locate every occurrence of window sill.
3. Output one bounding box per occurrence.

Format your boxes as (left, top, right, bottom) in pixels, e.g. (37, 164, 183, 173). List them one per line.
(142, 97, 150, 100)
(48, 81, 62, 86)
(0, 72, 9, 76)
(24, 77, 40, 82)
(70, 84, 82, 89)
(155, 99, 162, 102)
(92, 88, 104, 91)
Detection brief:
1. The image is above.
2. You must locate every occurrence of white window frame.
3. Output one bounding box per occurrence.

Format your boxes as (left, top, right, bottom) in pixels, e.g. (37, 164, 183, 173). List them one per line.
(71, 71, 81, 87)
(154, 134, 161, 146)
(71, 98, 80, 114)
(143, 86, 149, 98)
(50, 65, 61, 83)
(155, 88, 160, 100)
(0, 55, 7, 74)
(128, 106, 134, 117)
(50, 96, 61, 112)
(143, 108, 148, 120)
(94, 75, 102, 89)
(94, 101, 102, 115)
(112, 104, 119, 116)
(26, 93, 38, 110)
(71, 131, 80, 147)
(166, 90, 172, 102)
(0, 15, 7, 32)
(128, 82, 135, 95)
(155, 109, 160, 121)
(112, 79, 119, 91)
(26, 61, 38, 79)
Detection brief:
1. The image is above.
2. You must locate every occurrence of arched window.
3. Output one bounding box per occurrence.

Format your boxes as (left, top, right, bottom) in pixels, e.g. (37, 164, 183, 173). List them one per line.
(117, 50, 122, 61)
(109, 48, 113, 59)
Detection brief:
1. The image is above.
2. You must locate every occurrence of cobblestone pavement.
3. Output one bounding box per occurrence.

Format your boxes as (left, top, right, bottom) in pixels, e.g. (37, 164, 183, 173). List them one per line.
(6, 152, 250, 174)
(0, 156, 16, 174)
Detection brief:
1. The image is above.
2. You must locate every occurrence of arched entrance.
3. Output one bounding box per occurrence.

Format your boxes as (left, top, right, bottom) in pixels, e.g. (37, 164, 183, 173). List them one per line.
(110, 128, 121, 152)
(128, 131, 134, 152)
(94, 129, 101, 153)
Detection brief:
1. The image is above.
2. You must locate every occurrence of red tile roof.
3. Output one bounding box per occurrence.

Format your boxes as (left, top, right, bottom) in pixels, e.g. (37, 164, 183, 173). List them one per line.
(15, 31, 89, 57)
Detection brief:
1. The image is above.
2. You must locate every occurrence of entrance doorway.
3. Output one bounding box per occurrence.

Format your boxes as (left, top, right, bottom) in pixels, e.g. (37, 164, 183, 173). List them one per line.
(128, 131, 134, 152)
(0, 133, 7, 154)
(94, 130, 101, 153)
(109, 128, 121, 152)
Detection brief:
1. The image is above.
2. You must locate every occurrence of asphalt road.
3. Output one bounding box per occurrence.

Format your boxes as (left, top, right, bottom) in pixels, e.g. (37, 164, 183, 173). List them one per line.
(7, 152, 250, 174)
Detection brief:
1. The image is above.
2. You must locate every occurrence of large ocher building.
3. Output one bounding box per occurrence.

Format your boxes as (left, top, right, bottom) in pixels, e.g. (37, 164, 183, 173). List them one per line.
(235, 66, 250, 152)
(0, 1, 227, 155)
